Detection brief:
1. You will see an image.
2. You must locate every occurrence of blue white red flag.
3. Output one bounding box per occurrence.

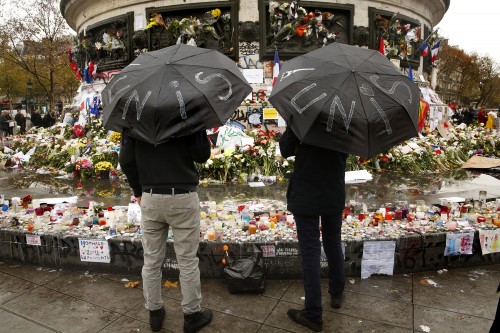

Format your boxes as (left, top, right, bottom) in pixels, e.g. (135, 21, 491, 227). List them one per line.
(420, 43, 429, 57)
(431, 41, 441, 63)
(272, 49, 280, 87)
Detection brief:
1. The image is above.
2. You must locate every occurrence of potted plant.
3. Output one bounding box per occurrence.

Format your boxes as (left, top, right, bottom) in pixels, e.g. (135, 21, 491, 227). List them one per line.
(94, 161, 114, 179)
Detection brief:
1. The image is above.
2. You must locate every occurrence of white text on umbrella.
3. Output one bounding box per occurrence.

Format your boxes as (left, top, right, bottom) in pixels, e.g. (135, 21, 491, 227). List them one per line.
(169, 81, 187, 119)
(107, 75, 130, 103)
(195, 72, 233, 101)
(327, 96, 355, 132)
(122, 90, 152, 121)
(291, 83, 327, 114)
(359, 84, 392, 134)
(280, 68, 315, 82)
(369, 75, 413, 104)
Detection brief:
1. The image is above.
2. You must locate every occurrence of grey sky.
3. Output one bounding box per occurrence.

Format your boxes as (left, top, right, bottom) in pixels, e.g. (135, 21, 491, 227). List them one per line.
(435, 0, 500, 64)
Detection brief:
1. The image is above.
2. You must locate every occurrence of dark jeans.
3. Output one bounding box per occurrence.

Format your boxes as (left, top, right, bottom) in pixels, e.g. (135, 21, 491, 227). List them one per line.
(294, 212, 345, 320)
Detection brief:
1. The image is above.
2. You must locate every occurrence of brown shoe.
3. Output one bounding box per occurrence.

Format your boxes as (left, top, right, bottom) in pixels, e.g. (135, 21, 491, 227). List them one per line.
(287, 308, 323, 332)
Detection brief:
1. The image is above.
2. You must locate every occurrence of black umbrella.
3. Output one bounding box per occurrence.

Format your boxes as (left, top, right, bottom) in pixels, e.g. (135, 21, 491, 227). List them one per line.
(269, 43, 420, 157)
(102, 44, 252, 145)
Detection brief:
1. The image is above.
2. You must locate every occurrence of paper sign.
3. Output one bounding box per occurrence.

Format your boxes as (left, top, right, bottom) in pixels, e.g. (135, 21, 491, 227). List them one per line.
(128, 203, 142, 225)
(263, 108, 279, 120)
(479, 229, 500, 255)
(399, 145, 413, 154)
(278, 115, 286, 127)
(248, 181, 265, 187)
(79, 239, 110, 263)
(444, 231, 474, 256)
(32, 196, 78, 208)
(361, 241, 396, 279)
(242, 69, 264, 83)
(26, 234, 41, 246)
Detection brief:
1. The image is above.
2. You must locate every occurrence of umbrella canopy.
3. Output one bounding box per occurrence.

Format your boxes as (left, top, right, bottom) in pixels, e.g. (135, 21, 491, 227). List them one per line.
(269, 42, 420, 157)
(102, 44, 252, 145)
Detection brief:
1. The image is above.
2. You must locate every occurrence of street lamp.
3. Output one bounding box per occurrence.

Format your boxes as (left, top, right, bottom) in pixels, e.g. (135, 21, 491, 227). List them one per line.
(27, 80, 33, 116)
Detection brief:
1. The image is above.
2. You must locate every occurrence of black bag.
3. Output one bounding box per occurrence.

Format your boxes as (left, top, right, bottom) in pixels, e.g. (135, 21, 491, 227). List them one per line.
(223, 247, 266, 294)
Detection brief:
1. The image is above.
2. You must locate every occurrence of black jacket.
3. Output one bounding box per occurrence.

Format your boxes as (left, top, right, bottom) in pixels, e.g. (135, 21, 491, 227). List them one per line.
(279, 128, 347, 215)
(119, 131, 211, 197)
(31, 113, 43, 127)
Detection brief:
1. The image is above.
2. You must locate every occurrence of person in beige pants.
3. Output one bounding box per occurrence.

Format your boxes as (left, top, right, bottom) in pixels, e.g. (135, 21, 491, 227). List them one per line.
(120, 130, 212, 333)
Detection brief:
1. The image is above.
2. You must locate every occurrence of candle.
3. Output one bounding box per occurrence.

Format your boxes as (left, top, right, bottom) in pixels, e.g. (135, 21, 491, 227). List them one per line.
(248, 224, 257, 234)
(207, 230, 215, 241)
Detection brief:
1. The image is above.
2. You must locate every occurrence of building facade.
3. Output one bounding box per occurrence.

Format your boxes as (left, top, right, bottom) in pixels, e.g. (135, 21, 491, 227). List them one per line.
(60, 0, 449, 112)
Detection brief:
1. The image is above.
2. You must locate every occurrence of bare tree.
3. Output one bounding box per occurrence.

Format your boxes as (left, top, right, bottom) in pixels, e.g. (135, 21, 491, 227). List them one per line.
(477, 55, 500, 107)
(0, 0, 78, 114)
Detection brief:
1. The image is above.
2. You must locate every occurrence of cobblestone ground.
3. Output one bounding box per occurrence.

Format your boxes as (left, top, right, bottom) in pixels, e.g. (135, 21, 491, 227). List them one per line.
(0, 260, 498, 333)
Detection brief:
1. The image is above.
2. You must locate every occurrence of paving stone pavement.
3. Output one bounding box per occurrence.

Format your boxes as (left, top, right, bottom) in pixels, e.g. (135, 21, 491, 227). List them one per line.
(0, 260, 498, 333)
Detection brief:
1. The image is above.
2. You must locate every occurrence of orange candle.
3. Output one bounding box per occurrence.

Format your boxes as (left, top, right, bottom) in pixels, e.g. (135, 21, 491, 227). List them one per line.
(248, 224, 257, 234)
(207, 230, 215, 241)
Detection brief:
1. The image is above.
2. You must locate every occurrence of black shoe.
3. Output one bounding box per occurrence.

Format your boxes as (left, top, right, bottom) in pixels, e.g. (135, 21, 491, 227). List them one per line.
(184, 309, 213, 333)
(331, 294, 344, 309)
(149, 307, 165, 332)
(287, 309, 323, 332)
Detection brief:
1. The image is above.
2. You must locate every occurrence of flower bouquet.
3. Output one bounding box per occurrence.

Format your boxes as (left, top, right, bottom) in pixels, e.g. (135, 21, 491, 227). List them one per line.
(66, 157, 94, 179)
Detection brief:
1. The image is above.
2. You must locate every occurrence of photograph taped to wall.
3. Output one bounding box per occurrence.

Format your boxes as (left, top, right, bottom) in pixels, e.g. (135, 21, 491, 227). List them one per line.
(247, 107, 263, 125)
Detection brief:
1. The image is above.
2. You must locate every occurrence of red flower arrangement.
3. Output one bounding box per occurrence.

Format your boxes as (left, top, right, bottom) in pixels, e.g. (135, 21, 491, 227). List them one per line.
(21, 195, 32, 208)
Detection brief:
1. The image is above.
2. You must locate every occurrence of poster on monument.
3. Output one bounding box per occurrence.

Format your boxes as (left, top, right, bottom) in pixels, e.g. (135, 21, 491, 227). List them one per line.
(361, 241, 395, 279)
(79, 239, 111, 263)
(479, 229, 500, 255)
(444, 231, 474, 256)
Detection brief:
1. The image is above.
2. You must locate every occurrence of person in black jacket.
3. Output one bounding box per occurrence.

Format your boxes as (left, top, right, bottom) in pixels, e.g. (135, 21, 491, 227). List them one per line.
(280, 127, 346, 332)
(14, 110, 26, 134)
(120, 129, 213, 333)
(31, 109, 43, 127)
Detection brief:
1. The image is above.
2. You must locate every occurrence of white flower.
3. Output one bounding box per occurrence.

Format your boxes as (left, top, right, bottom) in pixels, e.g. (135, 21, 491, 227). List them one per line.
(283, 161, 289, 167)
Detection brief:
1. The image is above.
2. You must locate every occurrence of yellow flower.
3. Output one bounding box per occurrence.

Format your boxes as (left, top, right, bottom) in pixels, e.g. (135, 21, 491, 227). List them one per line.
(211, 8, 221, 18)
(109, 132, 121, 144)
(95, 161, 113, 172)
(146, 18, 159, 29)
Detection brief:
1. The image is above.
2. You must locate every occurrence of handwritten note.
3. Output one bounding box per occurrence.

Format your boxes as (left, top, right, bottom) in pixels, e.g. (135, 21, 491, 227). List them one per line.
(479, 229, 500, 255)
(361, 241, 396, 279)
(242, 69, 264, 83)
(79, 239, 110, 263)
(26, 234, 41, 246)
(444, 231, 474, 256)
(261, 245, 276, 258)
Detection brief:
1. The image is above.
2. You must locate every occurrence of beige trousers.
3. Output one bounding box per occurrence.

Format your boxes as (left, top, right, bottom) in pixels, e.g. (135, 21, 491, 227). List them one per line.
(140, 192, 202, 314)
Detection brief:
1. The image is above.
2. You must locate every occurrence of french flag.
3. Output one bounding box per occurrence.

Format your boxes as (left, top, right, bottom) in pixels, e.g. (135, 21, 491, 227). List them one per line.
(431, 41, 441, 63)
(272, 49, 280, 87)
(420, 43, 429, 57)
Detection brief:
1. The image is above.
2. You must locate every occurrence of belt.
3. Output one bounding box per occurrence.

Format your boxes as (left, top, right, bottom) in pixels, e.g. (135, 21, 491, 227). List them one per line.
(145, 188, 191, 195)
